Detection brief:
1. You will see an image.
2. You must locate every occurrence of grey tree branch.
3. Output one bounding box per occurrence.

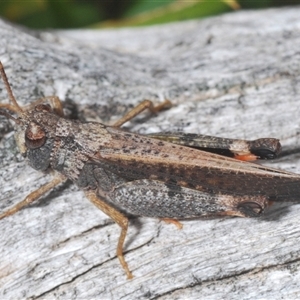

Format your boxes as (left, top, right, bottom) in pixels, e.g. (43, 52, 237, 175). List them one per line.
(1, 7, 300, 299)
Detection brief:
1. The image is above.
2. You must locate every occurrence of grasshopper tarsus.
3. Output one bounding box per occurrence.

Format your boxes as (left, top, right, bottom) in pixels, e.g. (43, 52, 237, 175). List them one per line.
(162, 218, 183, 229)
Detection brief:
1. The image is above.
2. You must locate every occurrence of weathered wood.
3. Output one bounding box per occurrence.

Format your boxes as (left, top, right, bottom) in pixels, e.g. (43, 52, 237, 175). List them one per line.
(1, 7, 300, 299)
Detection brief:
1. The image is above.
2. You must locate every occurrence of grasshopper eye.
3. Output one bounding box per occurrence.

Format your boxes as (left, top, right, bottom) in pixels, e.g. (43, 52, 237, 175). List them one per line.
(35, 104, 52, 112)
(25, 122, 46, 149)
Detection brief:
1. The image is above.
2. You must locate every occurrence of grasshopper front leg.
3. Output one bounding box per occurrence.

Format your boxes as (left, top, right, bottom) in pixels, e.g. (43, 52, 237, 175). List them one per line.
(0, 173, 67, 220)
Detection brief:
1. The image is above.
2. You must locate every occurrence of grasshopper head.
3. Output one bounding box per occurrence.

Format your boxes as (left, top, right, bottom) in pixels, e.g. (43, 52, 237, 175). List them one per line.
(0, 62, 54, 170)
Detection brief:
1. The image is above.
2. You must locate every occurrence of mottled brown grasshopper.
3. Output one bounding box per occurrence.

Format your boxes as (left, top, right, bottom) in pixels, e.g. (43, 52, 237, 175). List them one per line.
(1, 61, 300, 279)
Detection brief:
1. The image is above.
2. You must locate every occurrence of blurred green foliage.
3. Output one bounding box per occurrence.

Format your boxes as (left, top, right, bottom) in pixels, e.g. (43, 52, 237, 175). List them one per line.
(0, 0, 299, 29)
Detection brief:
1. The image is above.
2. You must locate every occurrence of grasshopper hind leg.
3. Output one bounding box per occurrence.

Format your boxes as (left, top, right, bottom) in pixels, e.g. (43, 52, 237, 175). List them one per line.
(109, 179, 269, 219)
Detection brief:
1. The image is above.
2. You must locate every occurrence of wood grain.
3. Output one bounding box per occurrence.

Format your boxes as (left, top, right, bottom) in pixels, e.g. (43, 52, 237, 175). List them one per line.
(1, 7, 300, 299)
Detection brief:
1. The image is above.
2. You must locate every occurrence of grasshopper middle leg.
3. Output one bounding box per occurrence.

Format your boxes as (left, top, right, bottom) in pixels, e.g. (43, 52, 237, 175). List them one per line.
(85, 190, 133, 279)
(112, 99, 172, 127)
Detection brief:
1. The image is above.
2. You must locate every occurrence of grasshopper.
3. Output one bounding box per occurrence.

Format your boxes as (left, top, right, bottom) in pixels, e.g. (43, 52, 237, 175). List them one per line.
(0, 61, 300, 279)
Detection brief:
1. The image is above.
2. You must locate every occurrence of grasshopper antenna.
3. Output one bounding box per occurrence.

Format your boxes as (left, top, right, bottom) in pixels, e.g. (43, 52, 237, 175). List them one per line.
(0, 61, 23, 116)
